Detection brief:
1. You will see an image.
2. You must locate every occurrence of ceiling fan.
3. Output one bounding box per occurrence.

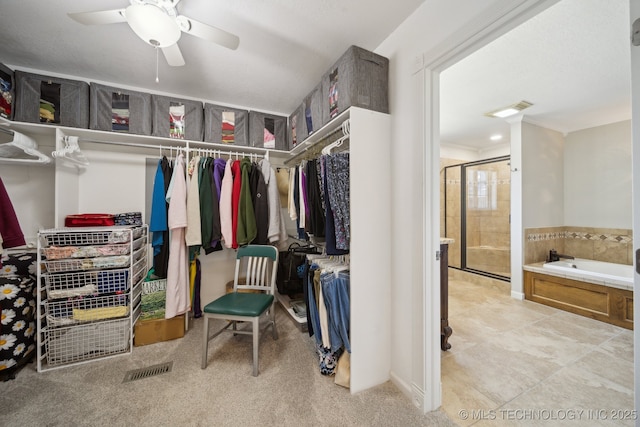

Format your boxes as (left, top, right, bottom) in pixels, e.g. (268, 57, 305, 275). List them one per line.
(67, 0, 240, 67)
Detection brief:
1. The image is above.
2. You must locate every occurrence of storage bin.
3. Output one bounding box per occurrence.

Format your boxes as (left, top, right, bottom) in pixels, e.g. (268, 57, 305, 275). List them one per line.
(151, 95, 203, 141)
(14, 70, 89, 128)
(322, 45, 389, 121)
(0, 63, 14, 120)
(302, 82, 326, 136)
(89, 82, 152, 135)
(288, 104, 305, 150)
(249, 111, 287, 150)
(203, 103, 249, 146)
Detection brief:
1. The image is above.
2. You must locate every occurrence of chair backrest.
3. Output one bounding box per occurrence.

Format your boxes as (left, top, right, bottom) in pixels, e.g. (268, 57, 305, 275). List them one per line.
(234, 245, 279, 294)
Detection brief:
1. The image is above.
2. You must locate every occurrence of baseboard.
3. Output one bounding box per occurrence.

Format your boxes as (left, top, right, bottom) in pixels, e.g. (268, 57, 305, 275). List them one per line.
(511, 290, 525, 300)
(389, 370, 413, 402)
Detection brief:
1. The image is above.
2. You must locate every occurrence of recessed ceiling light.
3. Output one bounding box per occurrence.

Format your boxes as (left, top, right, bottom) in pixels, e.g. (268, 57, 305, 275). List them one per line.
(490, 134, 502, 141)
(485, 101, 533, 118)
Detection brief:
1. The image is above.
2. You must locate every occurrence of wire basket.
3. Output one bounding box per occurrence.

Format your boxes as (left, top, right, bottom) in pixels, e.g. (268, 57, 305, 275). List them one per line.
(40, 226, 145, 247)
(43, 269, 131, 298)
(44, 318, 130, 366)
(42, 243, 132, 260)
(42, 255, 130, 274)
(46, 293, 130, 327)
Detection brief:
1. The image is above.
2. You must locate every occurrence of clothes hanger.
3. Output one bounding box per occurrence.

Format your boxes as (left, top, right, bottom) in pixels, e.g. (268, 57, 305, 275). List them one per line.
(0, 129, 52, 164)
(50, 136, 88, 166)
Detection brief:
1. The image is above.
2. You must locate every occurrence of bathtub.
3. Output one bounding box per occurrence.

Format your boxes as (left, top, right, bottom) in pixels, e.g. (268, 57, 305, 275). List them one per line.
(524, 259, 634, 329)
(542, 258, 633, 286)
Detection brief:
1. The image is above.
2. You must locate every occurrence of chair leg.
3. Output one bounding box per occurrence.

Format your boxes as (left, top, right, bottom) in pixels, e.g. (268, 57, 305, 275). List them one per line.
(201, 315, 209, 369)
(271, 305, 278, 340)
(252, 317, 259, 376)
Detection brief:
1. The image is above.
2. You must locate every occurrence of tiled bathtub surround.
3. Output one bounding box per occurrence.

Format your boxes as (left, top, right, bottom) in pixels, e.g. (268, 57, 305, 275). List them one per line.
(524, 227, 633, 265)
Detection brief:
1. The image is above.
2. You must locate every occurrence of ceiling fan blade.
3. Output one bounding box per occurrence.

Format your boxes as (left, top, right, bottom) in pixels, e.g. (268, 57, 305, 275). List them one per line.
(178, 16, 240, 50)
(162, 44, 186, 67)
(68, 9, 127, 25)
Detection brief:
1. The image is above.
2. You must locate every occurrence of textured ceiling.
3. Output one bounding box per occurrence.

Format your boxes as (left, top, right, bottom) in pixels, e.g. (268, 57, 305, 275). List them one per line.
(440, 0, 631, 151)
(0, 0, 424, 116)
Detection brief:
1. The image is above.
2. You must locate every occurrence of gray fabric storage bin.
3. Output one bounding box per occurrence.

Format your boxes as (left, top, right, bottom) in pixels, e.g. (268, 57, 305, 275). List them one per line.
(302, 82, 326, 136)
(14, 70, 89, 128)
(203, 103, 249, 146)
(322, 45, 389, 121)
(151, 95, 203, 141)
(0, 63, 14, 120)
(249, 111, 287, 150)
(90, 83, 152, 135)
(288, 104, 305, 150)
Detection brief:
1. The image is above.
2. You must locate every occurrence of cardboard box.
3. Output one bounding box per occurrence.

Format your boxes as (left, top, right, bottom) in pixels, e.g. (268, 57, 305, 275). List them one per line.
(134, 314, 185, 346)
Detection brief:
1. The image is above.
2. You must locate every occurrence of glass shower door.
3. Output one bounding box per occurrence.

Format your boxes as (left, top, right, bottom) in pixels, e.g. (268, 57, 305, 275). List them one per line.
(465, 158, 511, 278)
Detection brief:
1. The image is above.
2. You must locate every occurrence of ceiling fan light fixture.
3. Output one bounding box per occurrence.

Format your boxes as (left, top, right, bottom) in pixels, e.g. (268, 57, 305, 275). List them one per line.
(125, 3, 181, 47)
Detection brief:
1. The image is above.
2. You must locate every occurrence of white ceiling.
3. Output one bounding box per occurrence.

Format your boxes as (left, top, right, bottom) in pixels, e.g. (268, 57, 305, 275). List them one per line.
(440, 0, 631, 152)
(0, 0, 424, 116)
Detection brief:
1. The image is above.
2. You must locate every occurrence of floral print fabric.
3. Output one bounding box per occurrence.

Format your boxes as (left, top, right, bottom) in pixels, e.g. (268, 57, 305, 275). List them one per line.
(0, 253, 37, 379)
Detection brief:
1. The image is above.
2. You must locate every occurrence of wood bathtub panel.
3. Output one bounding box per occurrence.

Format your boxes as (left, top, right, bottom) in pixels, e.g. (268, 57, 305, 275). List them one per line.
(529, 277, 609, 315)
(524, 271, 633, 330)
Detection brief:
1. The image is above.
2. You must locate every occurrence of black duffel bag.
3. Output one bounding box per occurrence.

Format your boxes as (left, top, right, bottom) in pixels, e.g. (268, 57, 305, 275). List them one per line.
(277, 243, 319, 296)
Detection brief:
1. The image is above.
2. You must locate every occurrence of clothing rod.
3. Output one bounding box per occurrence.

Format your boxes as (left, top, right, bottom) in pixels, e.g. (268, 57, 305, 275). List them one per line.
(284, 128, 349, 166)
(69, 136, 268, 157)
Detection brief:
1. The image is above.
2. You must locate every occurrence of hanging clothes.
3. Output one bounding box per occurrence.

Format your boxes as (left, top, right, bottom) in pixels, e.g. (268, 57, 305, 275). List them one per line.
(231, 159, 242, 248)
(249, 161, 269, 244)
(165, 153, 189, 319)
(324, 153, 350, 251)
(205, 158, 222, 254)
(260, 159, 288, 247)
(0, 176, 25, 250)
(236, 157, 257, 246)
(185, 155, 202, 247)
(220, 159, 234, 248)
(150, 156, 171, 278)
(305, 159, 325, 238)
(322, 156, 349, 256)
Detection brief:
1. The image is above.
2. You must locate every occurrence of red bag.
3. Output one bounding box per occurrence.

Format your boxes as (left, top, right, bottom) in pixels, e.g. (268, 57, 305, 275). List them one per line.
(64, 214, 115, 227)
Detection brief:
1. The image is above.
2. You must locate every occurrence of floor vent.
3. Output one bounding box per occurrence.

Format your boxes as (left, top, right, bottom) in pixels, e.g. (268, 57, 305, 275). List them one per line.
(123, 362, 173, 383)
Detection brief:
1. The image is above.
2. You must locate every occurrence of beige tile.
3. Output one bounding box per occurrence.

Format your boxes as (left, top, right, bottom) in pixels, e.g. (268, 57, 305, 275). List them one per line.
(532, 311, 623, 346)
(573, 347, 634, 391)
(502, 365, 634, 427)
(598, 330, 634, 363)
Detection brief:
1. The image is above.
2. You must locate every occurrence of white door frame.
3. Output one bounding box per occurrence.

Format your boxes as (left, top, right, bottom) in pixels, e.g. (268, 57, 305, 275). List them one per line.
(630, 0, 640, 415)
(416, 0, 562, 413)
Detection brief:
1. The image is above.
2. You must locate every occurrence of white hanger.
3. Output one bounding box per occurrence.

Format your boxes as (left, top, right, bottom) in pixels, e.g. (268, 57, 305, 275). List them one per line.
(51, 136, 89, 166)
(321, 119, 350, 155)
(0, 129, 52, 164)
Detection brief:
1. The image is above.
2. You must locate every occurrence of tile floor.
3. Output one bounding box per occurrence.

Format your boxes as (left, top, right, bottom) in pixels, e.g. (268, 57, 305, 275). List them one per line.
(440, 270, 634, 426)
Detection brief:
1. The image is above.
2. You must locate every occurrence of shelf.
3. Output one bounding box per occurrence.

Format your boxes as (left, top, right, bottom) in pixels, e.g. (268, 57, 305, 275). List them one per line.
(286, 109, 350, 165)
(275, 291, 308, 333)
(0, 116, 290, 157)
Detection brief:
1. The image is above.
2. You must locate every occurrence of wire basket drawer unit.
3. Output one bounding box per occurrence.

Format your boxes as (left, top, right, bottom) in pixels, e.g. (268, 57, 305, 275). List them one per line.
(43, 318, 131, 366)
(37, 225, 148, 371)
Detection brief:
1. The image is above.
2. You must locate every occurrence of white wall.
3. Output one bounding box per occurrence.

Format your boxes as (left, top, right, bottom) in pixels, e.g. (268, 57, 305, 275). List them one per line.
(521, 121, 565, 228)
(0, 135, 55, 245)
(564, 120, 632, 228)
(374, 0, 527, 408)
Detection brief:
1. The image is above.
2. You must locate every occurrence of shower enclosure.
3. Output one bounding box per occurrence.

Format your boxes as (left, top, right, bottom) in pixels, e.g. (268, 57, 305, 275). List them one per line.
(443, 156, 511, 280)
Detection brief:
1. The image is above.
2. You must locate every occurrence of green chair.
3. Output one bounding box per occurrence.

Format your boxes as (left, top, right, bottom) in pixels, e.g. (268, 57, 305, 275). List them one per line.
(201, 245, 279, 376)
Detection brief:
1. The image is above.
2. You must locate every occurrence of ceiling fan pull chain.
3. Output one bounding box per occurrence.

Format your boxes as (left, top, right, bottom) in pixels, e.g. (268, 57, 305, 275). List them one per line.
(155, 45, 160, 83)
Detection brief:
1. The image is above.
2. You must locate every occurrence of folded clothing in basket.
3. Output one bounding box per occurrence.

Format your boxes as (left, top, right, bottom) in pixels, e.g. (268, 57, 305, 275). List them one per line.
(114, 212, 142, 226)
(42, 243, 131, 260)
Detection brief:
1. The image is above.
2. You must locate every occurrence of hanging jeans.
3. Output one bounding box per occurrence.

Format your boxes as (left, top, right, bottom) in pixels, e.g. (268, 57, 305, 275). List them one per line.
(306, 264, 323, 347)
(320, 270, 351, 353)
